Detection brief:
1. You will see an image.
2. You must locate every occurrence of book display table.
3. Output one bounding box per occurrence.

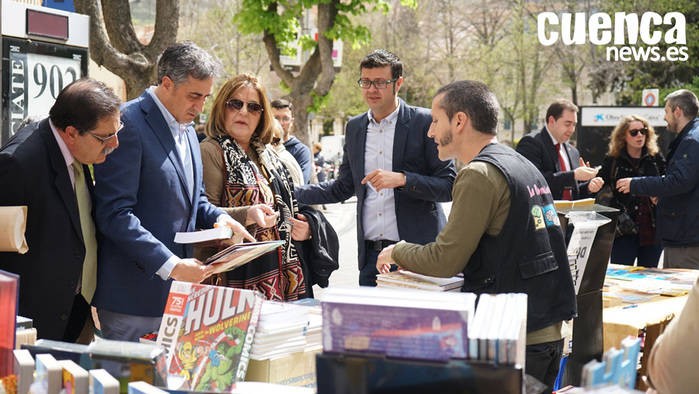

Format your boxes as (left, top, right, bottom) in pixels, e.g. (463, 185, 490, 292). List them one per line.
(603, 265, 698, 389)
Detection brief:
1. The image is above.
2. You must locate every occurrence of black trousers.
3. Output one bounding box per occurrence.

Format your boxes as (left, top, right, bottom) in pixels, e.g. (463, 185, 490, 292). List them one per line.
(525, 338, 564, 392)
(61, 294, 91, 343)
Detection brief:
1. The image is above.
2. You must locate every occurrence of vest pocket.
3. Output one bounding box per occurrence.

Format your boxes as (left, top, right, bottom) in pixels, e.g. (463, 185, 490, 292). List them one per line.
(519, 251, 558, 279)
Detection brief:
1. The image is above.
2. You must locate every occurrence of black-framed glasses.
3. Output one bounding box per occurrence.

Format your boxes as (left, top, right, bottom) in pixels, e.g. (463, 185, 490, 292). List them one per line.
(86, 121, 123, 144)
(357, 78, 398, 89)
(226, 98, 264, 113)
(628, 127, 648, 137)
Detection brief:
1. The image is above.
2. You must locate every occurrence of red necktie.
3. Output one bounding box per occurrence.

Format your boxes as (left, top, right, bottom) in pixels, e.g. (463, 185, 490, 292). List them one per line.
(555, 143, 572, 200)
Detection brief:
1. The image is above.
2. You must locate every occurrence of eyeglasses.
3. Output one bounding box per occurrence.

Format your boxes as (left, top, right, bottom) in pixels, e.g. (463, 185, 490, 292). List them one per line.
(628, 127, 648, 137)
(226, 98, 264, 113)
(357, 78, 398, 89)
(86, 121, 123, 144)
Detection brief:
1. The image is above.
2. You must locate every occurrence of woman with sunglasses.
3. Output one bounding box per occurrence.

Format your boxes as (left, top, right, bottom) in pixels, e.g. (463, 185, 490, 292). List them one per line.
(199, 74, 310, 301)
(592, 115, 666, 267)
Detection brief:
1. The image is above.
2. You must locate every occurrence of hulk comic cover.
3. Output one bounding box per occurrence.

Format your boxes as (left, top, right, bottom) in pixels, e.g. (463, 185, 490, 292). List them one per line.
(156, 281, 264, 391)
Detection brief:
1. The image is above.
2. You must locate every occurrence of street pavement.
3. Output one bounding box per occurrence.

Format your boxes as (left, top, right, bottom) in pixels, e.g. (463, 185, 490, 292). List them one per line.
(312, 198, 452, 297)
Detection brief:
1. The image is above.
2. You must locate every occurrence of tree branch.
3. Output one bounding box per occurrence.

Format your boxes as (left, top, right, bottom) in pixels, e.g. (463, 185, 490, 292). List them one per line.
(263, 30, 295, 88)
(101, 0, 142, 54)
(145, 0, 180, 61)
(310, 1, 337, 97)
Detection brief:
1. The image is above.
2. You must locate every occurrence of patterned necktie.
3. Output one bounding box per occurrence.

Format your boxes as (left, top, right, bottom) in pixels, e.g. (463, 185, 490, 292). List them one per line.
(72, 161, 98, 302)
(555, 143, 572, 200)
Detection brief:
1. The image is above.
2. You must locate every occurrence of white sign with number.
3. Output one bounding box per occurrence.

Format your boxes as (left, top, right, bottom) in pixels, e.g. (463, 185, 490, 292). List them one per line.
(8, 51, 82, 134)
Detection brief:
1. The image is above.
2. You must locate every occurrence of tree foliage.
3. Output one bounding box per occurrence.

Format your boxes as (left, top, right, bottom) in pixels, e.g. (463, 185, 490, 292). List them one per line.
(233, 0, 416, 146)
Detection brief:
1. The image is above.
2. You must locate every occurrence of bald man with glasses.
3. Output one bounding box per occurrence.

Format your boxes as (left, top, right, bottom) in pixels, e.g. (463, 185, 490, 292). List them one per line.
(0, 78, 121, 342)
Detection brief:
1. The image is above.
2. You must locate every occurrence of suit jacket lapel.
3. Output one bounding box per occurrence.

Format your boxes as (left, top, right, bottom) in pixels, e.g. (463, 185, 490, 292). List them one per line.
(140, 93, 192, 207)
(41, 123, 82, 241)
(356, 114, 368, 201)
(392, 99, 409, 172)
(186, 126, 200, 206)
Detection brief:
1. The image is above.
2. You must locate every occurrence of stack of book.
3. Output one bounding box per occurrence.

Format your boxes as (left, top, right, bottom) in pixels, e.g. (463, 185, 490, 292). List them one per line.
(251, 301, 322, 360)
(320, 287, 476, 361)
(468, 293, 527, 367)
(376, 270, 463, 292)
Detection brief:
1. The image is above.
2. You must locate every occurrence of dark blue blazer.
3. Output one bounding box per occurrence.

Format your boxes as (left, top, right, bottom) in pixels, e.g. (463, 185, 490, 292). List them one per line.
(0, 119, 92, 340)
(295, 99, 455, 269)
(516, 127, 590, 200)
(631, 119, 699, 247)
(92, 92, 224, 317)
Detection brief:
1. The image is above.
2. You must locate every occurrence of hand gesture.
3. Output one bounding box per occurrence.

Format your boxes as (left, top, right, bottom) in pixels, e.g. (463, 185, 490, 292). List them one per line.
(216, 215, 255, 242)
(587, 177, 604, 193)
(290, 214, 311, 241)
(616, 178, 632, 194)
(361, 169, 406, 192)
(376, 244, 398, 274)
(170, 258, 214, 283)
(574, 158, 599, 181)
(246, 204, 279, 228)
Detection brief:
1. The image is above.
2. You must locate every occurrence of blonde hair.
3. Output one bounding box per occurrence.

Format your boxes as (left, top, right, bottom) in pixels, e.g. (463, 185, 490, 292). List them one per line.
(608, 115, 659, 157)
(205, 74, 274, 145)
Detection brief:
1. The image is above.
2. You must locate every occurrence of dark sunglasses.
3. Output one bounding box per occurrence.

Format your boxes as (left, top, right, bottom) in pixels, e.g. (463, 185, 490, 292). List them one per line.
(226, 98, 264, 113)
(628, 127, 648, 137)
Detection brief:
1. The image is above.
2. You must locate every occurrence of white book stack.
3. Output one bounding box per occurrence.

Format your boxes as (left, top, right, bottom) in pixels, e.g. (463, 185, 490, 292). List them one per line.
(250, 301, 322, 360)
(127, 381, 168, 394)
(13, 349, 34, 394)
(468, 293, 527, 366)
(58, 360, 89, 394)
(33, 353, 63, 394)
(376, 270, 463, 292)
(89, 369, 119, 394)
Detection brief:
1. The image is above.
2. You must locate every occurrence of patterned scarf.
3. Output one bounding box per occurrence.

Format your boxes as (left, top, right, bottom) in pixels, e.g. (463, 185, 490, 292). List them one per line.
(214, 135, 306, 301)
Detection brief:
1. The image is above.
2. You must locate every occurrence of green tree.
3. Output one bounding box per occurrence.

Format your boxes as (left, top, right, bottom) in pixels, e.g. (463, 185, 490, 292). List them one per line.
(234, 0, 416, 147)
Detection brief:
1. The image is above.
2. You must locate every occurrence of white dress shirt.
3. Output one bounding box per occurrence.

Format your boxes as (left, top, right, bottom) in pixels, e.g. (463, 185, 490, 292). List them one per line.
(363, 105, 400, 242)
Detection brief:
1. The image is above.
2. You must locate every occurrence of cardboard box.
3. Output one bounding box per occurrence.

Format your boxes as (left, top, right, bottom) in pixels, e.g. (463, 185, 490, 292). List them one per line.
(245, 348, 320, 388)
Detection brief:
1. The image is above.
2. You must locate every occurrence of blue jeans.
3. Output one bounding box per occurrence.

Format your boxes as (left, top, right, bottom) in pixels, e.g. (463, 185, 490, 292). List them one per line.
(611, 234, 663, 267)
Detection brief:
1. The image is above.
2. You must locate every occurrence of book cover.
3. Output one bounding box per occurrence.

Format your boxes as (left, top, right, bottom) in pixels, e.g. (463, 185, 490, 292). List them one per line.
(174, 227, 233, 246)
(13, 349, 33, 394)
(0, 269, 19, 376)
(376, 271, 463, 291)
(320, 287, 475, 361)
(127, 381, 168, 394)
(156, 282, 264, 391)
(205, 240, 285, 273)
(35, 353, 63, 394)
(89, 369, 119, 394)
(59, 360, 89, 394)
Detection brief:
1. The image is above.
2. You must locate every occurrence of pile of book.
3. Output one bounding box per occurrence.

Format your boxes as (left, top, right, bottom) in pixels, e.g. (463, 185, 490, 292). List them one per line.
(376, 270, 464, 292)
(320, 287, 477, 361)
(250, 300, 322, 360)
(468, 293, 527, 366)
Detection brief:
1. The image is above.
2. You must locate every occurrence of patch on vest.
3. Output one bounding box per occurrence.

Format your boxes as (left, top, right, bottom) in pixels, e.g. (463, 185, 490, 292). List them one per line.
(531, 205, 545, 230)
(543, 204, 561, 227)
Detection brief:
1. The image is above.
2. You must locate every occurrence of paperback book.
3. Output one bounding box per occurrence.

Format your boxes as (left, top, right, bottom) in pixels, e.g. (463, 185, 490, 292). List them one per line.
(156, 282, 264, 392)
(205, 240, 285, 273)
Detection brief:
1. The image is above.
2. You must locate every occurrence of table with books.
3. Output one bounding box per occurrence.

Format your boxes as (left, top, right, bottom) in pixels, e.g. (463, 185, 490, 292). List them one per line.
(602, 264, 698, 388)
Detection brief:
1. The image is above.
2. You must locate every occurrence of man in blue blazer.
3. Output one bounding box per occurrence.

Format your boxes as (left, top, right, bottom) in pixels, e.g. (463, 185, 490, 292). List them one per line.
(0, 79, 121, 342)
(516, 99, 601, 200)
(295, 49, 455, 286)
(92, 42, 252, 342)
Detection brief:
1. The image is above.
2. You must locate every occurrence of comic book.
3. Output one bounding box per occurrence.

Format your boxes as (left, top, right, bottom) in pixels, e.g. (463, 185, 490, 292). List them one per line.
(156, 282, 264, 392)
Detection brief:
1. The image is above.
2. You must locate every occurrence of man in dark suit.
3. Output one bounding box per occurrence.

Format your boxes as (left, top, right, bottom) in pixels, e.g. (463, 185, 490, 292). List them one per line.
(92, 42, 252, 342)
(516, 99, 602, 200)
(295, 49, 455, 286)
(0, 78, 121, 342)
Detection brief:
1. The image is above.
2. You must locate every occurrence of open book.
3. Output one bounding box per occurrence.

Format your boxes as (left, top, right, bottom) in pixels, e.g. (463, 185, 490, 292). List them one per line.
(206, 240, 285, 274)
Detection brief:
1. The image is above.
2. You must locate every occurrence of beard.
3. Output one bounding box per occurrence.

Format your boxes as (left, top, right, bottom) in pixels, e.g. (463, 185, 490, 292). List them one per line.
(439, 129, 453, 146)
(102, 146, 116, 156)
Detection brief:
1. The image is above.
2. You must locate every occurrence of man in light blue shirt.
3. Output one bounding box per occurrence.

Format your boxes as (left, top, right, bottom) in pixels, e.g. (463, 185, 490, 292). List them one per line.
(295, 49, 455, 286)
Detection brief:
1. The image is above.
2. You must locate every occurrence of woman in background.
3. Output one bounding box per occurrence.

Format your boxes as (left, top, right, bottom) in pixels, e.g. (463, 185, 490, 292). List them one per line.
(591, 115, 665, 267)
(200, 74, 311, 301)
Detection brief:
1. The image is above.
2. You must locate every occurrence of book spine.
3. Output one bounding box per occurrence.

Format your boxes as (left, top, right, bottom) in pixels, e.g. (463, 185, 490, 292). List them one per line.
(236, 294, 263, 382)
(156, 281, 191, 368)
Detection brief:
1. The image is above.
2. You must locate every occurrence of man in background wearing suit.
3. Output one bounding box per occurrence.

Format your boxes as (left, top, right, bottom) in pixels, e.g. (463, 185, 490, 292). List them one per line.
(295, 49, 455, 286)
(0, 78, 121, 342)
(93, 42, 253, 342)
(516, 99, 602, 200)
